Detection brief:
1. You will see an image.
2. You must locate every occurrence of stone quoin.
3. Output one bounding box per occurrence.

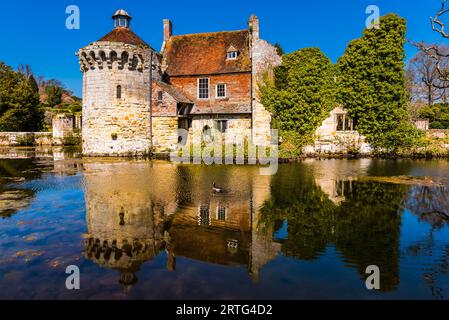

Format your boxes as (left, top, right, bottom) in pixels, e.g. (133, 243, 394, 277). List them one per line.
(77, 9, 281, 156)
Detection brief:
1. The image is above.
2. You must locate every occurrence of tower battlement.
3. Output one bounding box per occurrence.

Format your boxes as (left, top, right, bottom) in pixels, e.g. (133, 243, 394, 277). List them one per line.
(77, 43, 150, 73)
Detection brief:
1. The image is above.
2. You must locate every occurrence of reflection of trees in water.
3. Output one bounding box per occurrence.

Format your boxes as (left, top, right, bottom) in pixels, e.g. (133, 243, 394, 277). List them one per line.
(403, 185, 449, 299)
(404, 186, 449, 228)
(405, 229, 449, 300)
(365, 159, 415, 177)
(0, 159, 45, 218)
(334, 182, 403, 292)
(0, 159, 44, 181)
(260, 165, 405, 292)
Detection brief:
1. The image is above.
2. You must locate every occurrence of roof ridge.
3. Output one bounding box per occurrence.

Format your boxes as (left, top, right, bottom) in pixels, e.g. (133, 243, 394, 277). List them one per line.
(171, 29, 248, 38)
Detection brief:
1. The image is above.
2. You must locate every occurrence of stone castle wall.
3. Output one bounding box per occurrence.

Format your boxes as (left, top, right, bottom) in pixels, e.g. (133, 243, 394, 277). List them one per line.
(78, 43, 158, 156)
(152, 117, 179, 152)
(0, 132, 53, 146)
(251, 38, 282, 146)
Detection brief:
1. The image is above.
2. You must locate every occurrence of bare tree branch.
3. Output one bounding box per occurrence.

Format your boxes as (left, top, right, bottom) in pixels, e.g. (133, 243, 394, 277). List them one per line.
(431, 0, 449, 38)
(413, 42, 449, 85)
(412, 1, 449, 88)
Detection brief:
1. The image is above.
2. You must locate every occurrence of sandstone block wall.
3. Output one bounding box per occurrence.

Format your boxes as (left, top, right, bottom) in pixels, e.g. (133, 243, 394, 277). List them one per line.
(52, 114, 74, 139)
(190, 114, 251, 145)
(0, 132, 53, 146)
(78, 43, 159, 156)
(303, 107, 372, 155)
(251, 38, 282, 146)
(152, 117, 179, 152)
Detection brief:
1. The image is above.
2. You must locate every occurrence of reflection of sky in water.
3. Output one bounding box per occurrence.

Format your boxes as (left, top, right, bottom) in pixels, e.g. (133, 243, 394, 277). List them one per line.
(0, 155, 449, 299)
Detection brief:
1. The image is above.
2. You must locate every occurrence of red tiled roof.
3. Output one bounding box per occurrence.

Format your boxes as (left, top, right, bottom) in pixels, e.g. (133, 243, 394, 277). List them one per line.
(165, 30, 251, 76)
(155, 81, 193, 104)
(98, 27, 149, 47)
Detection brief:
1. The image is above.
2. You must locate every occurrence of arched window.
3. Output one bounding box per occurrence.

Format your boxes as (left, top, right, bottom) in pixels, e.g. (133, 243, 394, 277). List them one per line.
(116, 85, 122, 99)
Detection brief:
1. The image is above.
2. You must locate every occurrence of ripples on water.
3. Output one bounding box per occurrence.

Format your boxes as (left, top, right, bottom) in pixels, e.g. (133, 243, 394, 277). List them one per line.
(0, 148, 449, 299)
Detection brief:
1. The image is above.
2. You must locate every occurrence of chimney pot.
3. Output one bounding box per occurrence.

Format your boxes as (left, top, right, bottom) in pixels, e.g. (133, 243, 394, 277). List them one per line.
(249, 15, 260, 40)
(163, 19, 173, 42)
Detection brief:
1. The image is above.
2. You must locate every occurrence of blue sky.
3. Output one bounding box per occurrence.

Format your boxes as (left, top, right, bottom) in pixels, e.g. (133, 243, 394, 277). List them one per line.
(0, 0, 446, 97)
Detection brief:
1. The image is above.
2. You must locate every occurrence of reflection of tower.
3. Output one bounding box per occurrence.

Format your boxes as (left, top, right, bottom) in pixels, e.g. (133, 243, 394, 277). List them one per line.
(83, 160, 178, 288)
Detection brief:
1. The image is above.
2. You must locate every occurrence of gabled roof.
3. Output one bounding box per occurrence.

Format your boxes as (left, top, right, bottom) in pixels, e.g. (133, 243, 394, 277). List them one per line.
(155, 81, 193, 104)
(164, 30, 251, 76)
(98, 28, 149, 48)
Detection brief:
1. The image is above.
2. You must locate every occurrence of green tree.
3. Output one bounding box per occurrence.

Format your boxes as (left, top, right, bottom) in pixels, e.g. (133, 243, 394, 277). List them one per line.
(44, 80, 64, 107)
(0, 62, 44, 132)
(260, 48, 337, 156)
(419, 103, 449, 129)
(338, 14, 422, 150)
(274, 43, 284, 56)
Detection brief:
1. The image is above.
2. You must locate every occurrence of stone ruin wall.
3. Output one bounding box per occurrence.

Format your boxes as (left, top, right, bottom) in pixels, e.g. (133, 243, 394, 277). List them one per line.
(303, 107, 372, 155)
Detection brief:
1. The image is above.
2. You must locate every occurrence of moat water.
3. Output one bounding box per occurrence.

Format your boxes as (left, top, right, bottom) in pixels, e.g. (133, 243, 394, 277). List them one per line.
(1, 147, 449, 299)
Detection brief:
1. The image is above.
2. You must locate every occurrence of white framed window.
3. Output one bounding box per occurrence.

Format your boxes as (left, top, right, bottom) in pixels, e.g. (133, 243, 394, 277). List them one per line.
(198, 204, 211, 226)
(216, 84, 227, 99)
(216, 206, 227, 221)
(198, 78, 210, 99)
(227, 51, 238, 60)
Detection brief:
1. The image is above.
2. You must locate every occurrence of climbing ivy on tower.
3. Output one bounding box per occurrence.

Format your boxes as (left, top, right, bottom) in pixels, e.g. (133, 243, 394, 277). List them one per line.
(260, 48, 337, 157)
(337, 14, 422, 150)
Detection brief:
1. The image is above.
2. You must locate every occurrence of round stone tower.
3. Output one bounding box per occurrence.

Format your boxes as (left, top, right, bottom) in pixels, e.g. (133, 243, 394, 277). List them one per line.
(77, 9, 159, 156)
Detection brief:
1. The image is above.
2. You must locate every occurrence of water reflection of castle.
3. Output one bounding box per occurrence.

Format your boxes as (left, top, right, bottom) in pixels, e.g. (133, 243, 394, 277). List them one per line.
(82, 161, 280, 286)
(80, 158, 449, 294)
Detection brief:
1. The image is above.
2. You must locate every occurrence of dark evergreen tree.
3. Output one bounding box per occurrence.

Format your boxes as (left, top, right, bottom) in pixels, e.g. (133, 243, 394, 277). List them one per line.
(0, 62, 44, 132)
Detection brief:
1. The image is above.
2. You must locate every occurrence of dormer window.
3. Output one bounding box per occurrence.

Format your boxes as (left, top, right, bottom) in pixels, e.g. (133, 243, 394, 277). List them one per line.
(226, 45, 239, 60)
(227, 51, 238, 60)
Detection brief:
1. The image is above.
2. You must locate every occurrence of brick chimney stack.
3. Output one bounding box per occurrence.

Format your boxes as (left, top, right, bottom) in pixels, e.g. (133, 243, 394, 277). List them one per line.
(163, 19, 173, 42)
(249, 15, 259, 40)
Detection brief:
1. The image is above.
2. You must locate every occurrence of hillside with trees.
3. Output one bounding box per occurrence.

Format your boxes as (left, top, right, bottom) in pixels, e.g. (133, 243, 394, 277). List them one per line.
(0, 61, 81, 132)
